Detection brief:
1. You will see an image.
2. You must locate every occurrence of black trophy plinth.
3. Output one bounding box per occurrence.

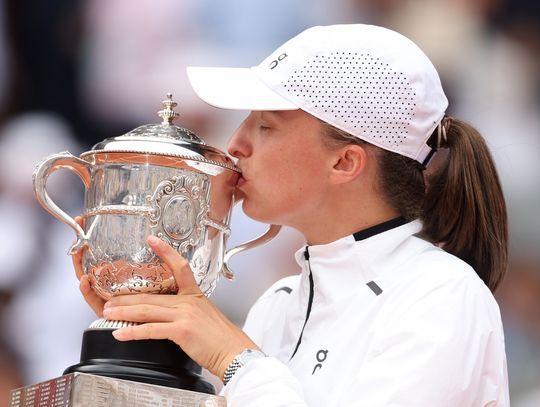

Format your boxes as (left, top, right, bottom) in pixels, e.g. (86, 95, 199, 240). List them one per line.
(64, 327, 215, 394)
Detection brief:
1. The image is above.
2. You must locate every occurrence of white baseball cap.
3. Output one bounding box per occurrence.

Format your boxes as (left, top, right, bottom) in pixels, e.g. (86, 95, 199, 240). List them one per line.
(187, 24, 448, 164)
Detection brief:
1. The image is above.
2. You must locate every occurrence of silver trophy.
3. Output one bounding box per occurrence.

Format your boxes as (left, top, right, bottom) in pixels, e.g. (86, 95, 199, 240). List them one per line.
(10, 94, 280, 406)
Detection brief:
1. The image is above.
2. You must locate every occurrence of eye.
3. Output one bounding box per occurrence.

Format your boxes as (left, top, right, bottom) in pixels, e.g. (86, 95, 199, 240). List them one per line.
(259, 125, 270, 132)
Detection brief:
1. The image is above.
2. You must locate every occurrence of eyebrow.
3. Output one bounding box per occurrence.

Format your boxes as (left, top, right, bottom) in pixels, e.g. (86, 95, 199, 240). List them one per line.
(259, 111, 275, 124)
(261, 110, 289, 120)
(260, 111, 278, 118)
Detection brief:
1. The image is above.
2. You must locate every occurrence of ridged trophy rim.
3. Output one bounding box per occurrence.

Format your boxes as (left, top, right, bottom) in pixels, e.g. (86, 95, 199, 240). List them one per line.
(88, 318, 140, 330)
(80, 148, 240, 173)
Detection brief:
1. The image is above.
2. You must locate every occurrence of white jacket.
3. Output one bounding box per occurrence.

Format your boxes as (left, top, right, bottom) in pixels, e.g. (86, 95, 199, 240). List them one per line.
(224, 220, 510, 406)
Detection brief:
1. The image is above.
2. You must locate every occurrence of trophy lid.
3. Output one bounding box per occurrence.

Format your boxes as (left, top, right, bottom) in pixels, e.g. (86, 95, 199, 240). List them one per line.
(81, 93, 239, 173)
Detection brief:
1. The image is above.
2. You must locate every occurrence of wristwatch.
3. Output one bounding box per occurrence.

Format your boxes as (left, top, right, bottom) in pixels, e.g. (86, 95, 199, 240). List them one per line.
(222, 348, 267, 385)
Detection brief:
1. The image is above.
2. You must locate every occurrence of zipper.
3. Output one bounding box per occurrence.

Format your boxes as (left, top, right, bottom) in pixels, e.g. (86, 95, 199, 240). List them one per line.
(290, 246, 315, 360)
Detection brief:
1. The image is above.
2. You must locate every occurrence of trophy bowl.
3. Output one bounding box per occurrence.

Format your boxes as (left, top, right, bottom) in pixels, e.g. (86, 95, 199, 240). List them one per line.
(32, 94, 279, 301)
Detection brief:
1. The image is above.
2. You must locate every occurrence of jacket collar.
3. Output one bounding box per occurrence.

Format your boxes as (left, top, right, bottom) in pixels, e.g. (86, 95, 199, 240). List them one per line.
(294, 219, 425, 301)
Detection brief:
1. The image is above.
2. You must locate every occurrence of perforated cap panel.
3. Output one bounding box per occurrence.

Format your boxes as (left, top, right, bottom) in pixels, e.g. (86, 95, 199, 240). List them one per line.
(283, 51, 416, 150)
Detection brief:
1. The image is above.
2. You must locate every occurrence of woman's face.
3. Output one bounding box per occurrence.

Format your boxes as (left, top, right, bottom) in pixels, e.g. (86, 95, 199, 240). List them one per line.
(227, 110, 335, 229)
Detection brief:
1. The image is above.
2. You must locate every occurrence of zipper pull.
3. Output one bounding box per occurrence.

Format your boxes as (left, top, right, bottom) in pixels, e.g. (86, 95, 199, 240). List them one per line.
(304, 247, 310, 261)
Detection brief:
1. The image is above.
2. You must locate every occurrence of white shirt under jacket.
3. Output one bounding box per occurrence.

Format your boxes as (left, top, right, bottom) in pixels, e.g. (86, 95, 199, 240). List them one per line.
(223, 220, 510, 406)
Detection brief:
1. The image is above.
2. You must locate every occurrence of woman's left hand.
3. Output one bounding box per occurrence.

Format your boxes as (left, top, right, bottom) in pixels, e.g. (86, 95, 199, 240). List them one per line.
(102, 235, 259, 381)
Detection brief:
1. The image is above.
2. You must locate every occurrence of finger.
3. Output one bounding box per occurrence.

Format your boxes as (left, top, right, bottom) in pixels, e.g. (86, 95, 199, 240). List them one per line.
(74, 215, 86, 229)
(72, 216, 86, 280)
(105, 292, 203, 308)
(112, 322, 175, 342)
(103, 303, 180, 323)
(74, 215, 86, 228)
(80, 275, 106, 317)
(147, 235, 200, 295)
(72, 249, 85, 280)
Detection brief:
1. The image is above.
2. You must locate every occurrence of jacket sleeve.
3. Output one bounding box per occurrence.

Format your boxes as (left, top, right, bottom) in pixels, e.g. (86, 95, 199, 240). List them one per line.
(223, 357, 307, 407)
(223, 276, 309, 406)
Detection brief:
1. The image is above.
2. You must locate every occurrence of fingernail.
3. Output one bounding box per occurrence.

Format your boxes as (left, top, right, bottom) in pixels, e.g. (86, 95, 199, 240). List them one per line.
(102, 308, 111, 317)
(148, 235, 160, 245)
(103, 301, 111, 309)
(112, 329, 125, 340)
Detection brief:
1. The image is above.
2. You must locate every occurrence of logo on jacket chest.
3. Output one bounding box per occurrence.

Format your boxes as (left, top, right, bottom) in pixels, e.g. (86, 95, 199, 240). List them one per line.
(312, 349, 329, 375)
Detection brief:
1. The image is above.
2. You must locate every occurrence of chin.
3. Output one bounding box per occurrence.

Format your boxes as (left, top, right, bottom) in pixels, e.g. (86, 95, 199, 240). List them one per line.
(241, 200, 279, 225)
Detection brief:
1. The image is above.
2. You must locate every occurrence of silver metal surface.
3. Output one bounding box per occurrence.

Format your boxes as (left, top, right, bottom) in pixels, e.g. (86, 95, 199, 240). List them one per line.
(9, 373, 226, 407)
(82, 94, 238, 173)
(222, 224, 282, 280)
(32, 94, 281, 299)
(34, 153, 235, 299)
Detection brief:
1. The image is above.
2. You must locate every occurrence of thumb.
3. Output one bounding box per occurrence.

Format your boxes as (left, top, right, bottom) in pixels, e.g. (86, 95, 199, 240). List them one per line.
(147, 235, 201, 295)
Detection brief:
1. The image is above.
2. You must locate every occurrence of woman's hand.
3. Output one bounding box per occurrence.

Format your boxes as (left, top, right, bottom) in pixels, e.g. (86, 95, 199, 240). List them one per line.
(72, 216, 106, 317)
(101, 235, 259, 381)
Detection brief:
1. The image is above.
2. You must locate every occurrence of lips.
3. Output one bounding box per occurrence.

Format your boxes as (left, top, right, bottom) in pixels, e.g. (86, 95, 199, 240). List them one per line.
(232, 167, 247, 202)
(228, 171, 241, 187)
(234, 163, 247, 188)
(237, 175, 246, 188)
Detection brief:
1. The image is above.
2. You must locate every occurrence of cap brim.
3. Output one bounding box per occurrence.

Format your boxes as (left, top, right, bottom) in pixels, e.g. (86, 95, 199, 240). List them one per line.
(186, 66, 298, 111)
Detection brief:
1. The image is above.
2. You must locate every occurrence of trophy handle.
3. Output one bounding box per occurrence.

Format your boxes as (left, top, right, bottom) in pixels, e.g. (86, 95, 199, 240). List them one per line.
(222, 224, 282, 280)
(32, 151, 92, 254)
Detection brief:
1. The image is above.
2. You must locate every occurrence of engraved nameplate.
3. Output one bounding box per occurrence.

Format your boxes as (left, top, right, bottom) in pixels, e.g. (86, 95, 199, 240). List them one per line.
(9, 373, 226, 407)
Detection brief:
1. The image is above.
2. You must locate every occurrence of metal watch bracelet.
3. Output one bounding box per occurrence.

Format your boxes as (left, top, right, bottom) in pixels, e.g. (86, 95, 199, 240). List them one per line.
(222, 349, 267, 386)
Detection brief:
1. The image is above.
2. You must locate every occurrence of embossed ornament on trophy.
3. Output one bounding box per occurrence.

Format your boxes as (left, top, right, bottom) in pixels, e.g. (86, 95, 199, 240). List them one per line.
(10, 94, 281, 407)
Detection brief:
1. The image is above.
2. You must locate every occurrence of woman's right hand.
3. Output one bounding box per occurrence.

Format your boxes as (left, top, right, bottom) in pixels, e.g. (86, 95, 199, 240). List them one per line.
(72, 216, 105, 317)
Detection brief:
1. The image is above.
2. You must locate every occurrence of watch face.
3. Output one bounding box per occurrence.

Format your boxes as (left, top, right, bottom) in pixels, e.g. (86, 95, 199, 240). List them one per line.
(238, 349, 267, 366)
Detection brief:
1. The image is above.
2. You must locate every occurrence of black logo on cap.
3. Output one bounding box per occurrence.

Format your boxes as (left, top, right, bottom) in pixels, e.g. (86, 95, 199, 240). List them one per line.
(269, 53, 288, 70)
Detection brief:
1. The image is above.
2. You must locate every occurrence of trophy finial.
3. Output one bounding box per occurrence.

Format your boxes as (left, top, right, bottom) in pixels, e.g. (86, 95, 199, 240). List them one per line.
(158, 93, 179, 125)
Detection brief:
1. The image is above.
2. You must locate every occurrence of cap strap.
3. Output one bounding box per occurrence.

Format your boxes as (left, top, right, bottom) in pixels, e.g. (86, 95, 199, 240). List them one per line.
(437, 115, 453, 149)
(420, 115, 453, 170)
(420, 147, 437, 170)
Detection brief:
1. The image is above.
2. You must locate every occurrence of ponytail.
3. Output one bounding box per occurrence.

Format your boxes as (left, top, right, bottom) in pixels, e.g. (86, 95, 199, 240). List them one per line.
(322, 119, 508, 292)
(420, 118, 508, 292)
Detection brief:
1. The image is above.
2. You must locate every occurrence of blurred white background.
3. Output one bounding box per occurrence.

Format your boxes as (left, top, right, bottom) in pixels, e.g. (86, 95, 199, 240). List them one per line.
(0, 0, 539, 405)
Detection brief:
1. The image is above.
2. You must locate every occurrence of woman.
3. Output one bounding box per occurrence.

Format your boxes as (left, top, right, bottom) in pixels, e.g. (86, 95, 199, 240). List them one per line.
(75, 24, 509, 405)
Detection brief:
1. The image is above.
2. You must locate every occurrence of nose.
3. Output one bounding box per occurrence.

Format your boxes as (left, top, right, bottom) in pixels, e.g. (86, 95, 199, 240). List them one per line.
(227, 116, 252, 159)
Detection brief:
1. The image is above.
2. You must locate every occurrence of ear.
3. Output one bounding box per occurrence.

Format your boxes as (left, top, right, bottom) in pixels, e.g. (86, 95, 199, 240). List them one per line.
(329, 144, 368, 184)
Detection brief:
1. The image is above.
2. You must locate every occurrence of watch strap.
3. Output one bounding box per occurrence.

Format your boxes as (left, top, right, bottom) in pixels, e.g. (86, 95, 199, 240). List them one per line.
(222, 349, 266, 385)
(223, 357, 243, 385)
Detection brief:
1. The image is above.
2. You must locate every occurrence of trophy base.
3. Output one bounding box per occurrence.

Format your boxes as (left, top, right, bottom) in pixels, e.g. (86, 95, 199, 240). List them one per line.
(63, 326, 215, 394)
(9, 372, 226, 406)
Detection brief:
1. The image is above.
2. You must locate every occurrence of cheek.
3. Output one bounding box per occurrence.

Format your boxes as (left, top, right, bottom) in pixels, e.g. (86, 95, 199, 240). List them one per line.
(254, 161, 324, 211)
(268, 148, 327, 191)
(263, 160, 306, 194)
(242, 142, 329, 222)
